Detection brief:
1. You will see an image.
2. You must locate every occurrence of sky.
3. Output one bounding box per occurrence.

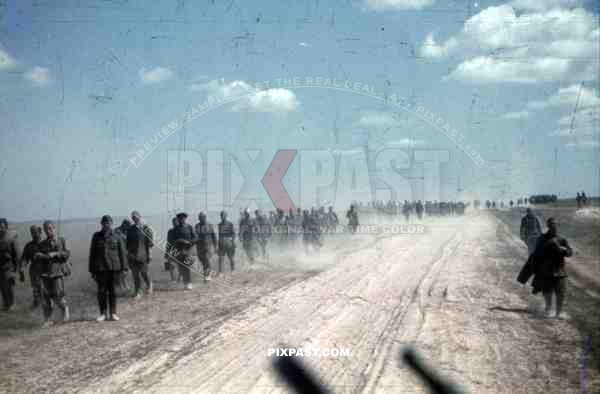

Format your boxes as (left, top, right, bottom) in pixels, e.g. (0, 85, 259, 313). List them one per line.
(0, 0, 599, 222)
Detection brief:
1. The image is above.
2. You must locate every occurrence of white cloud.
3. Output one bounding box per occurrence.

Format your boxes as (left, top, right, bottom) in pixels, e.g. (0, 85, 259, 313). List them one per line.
(0, 49, 17, 70)
(500, 110, 530, 120)
(299, 42, 311, 47)
(366, 0, 435, 11)
(422, 5, 599, 83)
(192, 79, 298, 112)
(24, 66, 50, 85)
(139, 67, 173, 84)
(509, 0, 581, 11)
(529, 84, 600, 110)
(565, 139, 599, 148)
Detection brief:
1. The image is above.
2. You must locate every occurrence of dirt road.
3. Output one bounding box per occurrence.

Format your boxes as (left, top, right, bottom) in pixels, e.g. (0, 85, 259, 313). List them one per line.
(1, 213, 597, 393)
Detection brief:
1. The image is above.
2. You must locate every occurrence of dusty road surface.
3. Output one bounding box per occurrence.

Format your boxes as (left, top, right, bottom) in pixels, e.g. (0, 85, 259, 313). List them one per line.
(0, 212, 598, 393)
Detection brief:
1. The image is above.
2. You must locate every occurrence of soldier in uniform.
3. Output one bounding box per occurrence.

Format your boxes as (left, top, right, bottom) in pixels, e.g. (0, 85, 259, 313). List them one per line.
(114, 219, 132, 295)
(165, 217, 179, 283)
(255, 209, 270, 259)
(520, 208, 542, 255)
(415, 200, 424, 220)
(217, 211, 236, 273)
(402, 200, 411, 222)
(195, 211, 217, 281)
(346, 204, 359, 234)
(126, 211, 154, 298)
(89, 215, 128, 321)
(20, 225, 44, 309)
(239, 210, 256, 263)
(172, 212, 197, 290)
(0, 218, 19, 311)
(302, 209, 313, 252)
(530, 218, 573, 318)
(36, 220, 71, 326)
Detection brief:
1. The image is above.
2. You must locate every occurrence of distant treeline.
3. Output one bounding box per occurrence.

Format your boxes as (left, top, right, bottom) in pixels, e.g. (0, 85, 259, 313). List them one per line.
(529, 194, 558, 204)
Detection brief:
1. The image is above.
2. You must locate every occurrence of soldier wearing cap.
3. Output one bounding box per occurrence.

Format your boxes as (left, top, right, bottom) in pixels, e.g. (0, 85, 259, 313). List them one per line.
(195, 211, 217, 281)
(126, 210, 154, 298)
(217, 211, 236, 273)
(36, 220, 71, 326)
(89, 215, 128, 321)
(19, 225, 44, 309)
(0, 218, 19, 311)
(164, 217, 179, 283)
(172, 212, 197, 290)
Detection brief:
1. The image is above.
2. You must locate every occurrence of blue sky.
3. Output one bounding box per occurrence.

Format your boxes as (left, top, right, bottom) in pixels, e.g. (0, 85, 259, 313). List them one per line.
(0, 0, 599, 221)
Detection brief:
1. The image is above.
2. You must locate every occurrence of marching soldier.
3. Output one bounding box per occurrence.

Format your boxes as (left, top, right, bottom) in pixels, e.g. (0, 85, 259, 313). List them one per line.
(89, 215, 128, 321)
(195, 211, 217, 281)
(0, 218, 19, 311)
(20, 225, 44, 309)
(172, 212, 197, 290)
(255, 209, 270, 259)
(165, 217, 179, 283)
(114, 219, 132, 295)
(346, 204, 359, 234)
(530, 218, 573, 318)
(36, 220, 71, 326)
(520, 208, 542, 255)
(239, 210, 256, 263)
(217, 211, 236, 273)
(126, 211, 154, 298)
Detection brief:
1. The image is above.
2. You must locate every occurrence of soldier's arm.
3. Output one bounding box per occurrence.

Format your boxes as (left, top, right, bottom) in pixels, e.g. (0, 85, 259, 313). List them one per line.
(519, 219, 526, 240)
(189, 224, 198, 244)
(145, 225, 154, 248)
(560, 239, 573, 257)
(10, 238, 19, 272)
(19, 244, 30, 272)
(89, 234, 96, 274)
(56, 238, 70, 262)
(211, 226, 217, 249)
(118, 235, 127, 270)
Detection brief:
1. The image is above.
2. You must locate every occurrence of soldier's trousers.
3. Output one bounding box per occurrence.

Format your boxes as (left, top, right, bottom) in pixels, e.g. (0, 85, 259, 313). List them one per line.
(218, 239, 235, 273)
(243, 240, 255, 261)
(197, 250, 210, 275)
(177, 261, 192, 285)
(129, 260, 151, 294)
(258, 239, 268, 257)
(526, 237, 538, 256)
(0, 270, 15, 309)
(29, 263, 43, 305)
(41, 276, 67, 320)
(95, 271, 117, 315)
(543, 277, 567, 314)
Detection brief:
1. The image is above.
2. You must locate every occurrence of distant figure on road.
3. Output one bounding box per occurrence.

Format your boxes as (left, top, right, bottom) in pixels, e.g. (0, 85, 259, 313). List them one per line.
(172, 212, 197, 290)
(346, 204, 359, 234)
(164, 217, 179, 283)
(510, 200, 514, 208)
(126, 211, 154, 298)
(581, 191, 588, 206)
(114, 219, 132, 295)
(531, 218, 573, 319)
(195, 211, 217, 281)
(415, 200, 424, 220)
(520, 208, 542, 255)
(576, 192, 582, 208)
(239, 210, 256, 263)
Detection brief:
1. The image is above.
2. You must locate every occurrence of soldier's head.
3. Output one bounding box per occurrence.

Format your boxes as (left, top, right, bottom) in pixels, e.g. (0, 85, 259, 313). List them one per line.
(255, 209, 261, 217)
(100, 215, 112, 233)
(0, 218, 7, 235)
(131, 210, 142, 225)
(176, 212, 188, 225)
(43, 220, 57, 239)
(198, 211, 207, 224)
(547, 218, 558, 236)
(525, 208, 533, 216)
(244, 209, 250, 218)
(289, 208, 294, 215)
(220, 211, 228, 221)
(172, 217, 178, 227)
(30, 225, 42, 241)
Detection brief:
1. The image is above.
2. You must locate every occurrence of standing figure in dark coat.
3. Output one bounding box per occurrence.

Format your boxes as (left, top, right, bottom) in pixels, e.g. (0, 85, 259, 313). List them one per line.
(0, 218, 19, 311)
(89, 215, 128, 321)
(172, 212, 197, 290)
(520, 208, 542, 256)
(255, 209, 270, 259)
(530, 218, 573, 318)
(346, 204, 359, 234)
(20, 225, 43, 309)
(36, 220, 71, 326)
(217, 211, 236, 273)
(126, 211, 154, 298)
(195, 211, 217, 281)
(114, 219, 132, 295)
(415, 201, 424, 220)
(164, 217, 179, 282)
(239, 210, 256, 263)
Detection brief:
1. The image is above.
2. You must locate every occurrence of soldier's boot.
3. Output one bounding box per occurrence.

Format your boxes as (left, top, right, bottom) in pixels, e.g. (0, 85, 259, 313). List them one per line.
(61, 305, 70, 322)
